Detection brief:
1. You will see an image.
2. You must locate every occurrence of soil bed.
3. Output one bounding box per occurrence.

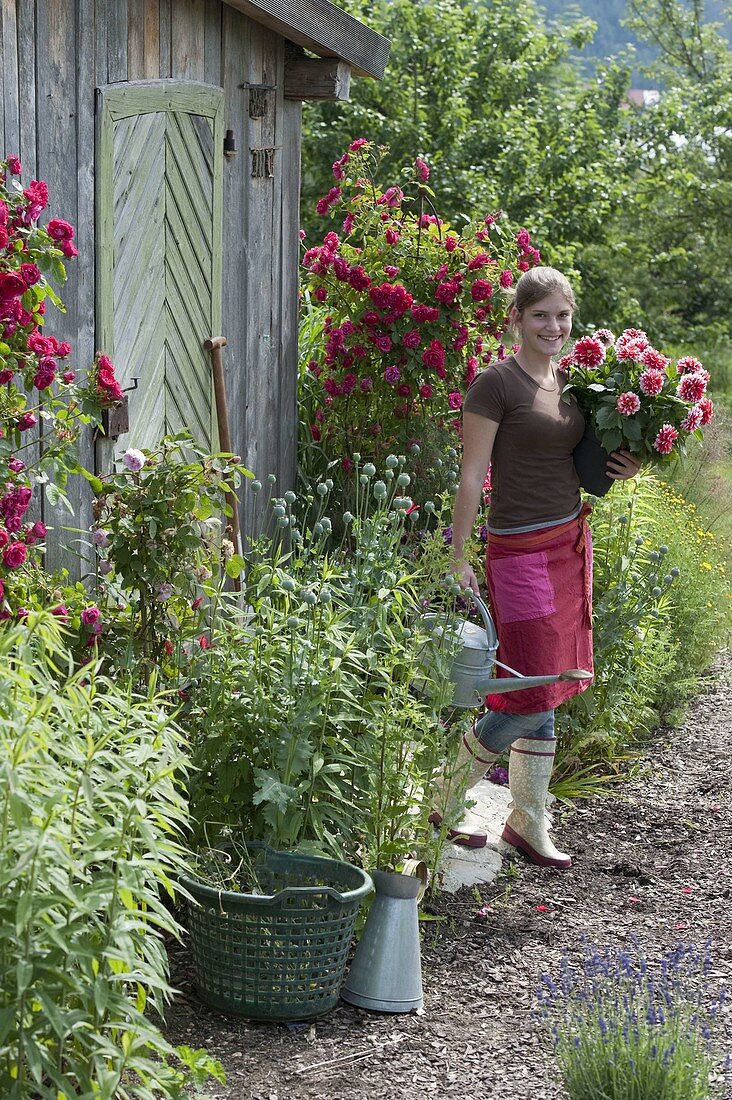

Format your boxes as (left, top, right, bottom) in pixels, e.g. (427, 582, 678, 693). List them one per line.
(164, 652, 732, 1099)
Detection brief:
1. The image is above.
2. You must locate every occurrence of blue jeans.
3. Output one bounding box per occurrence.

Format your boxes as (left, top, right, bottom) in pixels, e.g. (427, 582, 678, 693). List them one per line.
(475, 709, 555, 755)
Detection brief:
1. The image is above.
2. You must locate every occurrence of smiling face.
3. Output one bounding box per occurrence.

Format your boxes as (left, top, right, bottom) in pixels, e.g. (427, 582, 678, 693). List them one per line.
(513, 291, 573, 362)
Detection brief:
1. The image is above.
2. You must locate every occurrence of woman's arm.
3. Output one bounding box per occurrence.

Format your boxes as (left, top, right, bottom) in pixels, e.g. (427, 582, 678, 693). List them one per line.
(449, 411, 499, 594)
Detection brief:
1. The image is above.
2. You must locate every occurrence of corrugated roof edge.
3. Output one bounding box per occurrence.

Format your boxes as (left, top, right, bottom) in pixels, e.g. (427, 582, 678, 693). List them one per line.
(224, 0, 391, 78)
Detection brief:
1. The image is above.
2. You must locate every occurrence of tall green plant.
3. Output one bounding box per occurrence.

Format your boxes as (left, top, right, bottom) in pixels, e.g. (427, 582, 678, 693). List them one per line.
(554, 472, 728, 789)
(0, 617, 222, 1098)
(187, 457, 465, 871)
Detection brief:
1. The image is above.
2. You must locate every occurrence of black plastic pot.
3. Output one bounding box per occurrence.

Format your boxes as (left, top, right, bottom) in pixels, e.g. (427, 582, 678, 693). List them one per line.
(573, 420, 614, 497)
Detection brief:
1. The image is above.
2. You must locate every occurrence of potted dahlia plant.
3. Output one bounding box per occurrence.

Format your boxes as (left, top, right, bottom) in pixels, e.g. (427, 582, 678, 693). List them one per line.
(560, 328, 714, 495)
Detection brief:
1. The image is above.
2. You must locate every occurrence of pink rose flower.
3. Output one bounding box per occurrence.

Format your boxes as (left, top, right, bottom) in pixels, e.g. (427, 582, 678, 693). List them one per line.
(80, 606, 101, 626)
(47, 218, 75, 242)
(2, 541, 27, 569)
(16, 412, 37, 431)
(0, 272, 26, 300)
(415, 157, 430, 182)
(422, 339, 446, 371)
(122, 448, 145, 473)
(470, 279, 493, 302)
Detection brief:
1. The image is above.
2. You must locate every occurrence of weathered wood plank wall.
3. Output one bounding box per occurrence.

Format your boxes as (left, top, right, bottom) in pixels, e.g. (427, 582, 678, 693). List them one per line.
(0, 0, 302, 575)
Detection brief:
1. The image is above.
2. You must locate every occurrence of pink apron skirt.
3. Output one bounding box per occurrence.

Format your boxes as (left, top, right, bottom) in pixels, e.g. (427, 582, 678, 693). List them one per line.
(484, 503, 594, 715)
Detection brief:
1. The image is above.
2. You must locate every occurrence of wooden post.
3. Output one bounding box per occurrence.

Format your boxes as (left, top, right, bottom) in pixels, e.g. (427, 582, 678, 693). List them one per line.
(205, 336, 242, 592)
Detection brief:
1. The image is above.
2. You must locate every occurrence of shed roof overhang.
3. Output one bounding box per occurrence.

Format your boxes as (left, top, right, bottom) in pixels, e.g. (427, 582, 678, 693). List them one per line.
(223, 0, 390, 78)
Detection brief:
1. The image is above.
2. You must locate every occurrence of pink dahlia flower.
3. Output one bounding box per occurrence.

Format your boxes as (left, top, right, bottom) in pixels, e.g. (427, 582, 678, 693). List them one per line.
(617, 392, 641, 416)
(641, 347, 670, 372)
(573, 336, 605, 368)
(676, 355, 704, 375)
(594, 328, 615, 347)
(639, 369, 665, 397)
(653, 424, 679, 455)
(680, 406, 704, 432)
(696, 397, 714, 425)
(677, 372, 708, 402)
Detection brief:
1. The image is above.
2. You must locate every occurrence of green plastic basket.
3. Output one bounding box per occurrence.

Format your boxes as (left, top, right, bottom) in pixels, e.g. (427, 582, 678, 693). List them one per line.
(179, 843, 373, 1020)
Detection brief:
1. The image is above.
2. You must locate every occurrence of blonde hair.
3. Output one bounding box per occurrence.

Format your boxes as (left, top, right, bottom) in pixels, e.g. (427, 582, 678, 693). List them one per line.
(511, 266, 576, 313)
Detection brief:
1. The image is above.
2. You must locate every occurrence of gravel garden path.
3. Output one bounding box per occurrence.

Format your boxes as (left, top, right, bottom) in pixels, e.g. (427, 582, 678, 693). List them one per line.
(165, 650, 732, 1099)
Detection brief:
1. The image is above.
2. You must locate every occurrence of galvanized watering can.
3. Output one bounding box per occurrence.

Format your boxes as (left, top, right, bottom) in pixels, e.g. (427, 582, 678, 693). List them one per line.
(423, 593, 591, 709)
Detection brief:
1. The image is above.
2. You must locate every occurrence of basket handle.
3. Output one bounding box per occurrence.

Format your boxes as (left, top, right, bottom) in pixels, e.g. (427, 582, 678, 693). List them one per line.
(250, 884, 362, 906)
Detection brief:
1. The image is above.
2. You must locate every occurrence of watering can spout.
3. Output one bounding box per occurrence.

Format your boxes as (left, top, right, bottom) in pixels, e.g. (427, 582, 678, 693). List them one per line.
(477, 667, 592, 695)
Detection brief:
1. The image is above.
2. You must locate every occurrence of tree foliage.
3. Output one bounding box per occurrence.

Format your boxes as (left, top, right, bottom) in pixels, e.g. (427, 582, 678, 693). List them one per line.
(302, 0, 732, 349)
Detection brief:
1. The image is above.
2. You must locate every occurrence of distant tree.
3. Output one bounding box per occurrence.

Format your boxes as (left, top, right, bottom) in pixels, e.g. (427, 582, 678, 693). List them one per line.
(302, 0, 635, 291)
(579, 0, 732, 343)
(301, 0, 732, 346)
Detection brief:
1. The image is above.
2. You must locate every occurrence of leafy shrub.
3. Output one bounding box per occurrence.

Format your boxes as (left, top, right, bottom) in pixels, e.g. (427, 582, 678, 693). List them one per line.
(299, 141, 537, 497)
(554, 472, 729, 790)
(0, 617, 223, 1098)
(186, 457, 469, 872)
(84, 433, 251, 685)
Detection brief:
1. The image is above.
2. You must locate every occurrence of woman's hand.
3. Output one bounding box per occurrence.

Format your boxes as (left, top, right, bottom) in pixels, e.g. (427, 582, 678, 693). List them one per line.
(450, 559, 481, 596)
(606, 449, 642, 480)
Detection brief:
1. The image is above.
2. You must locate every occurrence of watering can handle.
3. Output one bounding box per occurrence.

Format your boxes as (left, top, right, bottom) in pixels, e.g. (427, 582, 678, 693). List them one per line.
(466, 591, 499, 649)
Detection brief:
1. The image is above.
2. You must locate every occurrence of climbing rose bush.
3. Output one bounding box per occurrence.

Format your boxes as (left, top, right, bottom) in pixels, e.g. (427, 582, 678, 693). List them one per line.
(560, 329, 714, 463)
(301, 141, 540, 484)
(0, 154, 123, 620)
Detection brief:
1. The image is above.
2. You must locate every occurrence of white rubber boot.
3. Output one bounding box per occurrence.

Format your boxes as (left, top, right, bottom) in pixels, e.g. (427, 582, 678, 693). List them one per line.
(501, 737, 571, 869)
(429, 723, 499, 849)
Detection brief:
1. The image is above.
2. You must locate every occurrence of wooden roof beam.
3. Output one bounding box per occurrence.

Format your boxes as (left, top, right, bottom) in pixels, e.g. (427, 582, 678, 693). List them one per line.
(284, 48, 351, 100)
(223, 0, 390, 79)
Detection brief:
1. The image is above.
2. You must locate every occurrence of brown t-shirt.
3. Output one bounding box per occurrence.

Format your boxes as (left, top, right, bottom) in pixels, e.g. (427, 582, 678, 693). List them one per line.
(463, 357, 585, 530)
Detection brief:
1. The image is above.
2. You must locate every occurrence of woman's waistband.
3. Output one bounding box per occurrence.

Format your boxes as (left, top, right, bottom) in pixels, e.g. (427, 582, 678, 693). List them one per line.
(487, 502, 592, 551)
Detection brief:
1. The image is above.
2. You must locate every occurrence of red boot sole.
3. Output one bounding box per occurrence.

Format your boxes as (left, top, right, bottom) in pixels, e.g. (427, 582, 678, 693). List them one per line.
(501, 822, 571, 869)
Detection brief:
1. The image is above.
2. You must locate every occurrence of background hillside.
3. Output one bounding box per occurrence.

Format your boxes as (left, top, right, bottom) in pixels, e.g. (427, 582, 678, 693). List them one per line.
(540, 0, 730, 74)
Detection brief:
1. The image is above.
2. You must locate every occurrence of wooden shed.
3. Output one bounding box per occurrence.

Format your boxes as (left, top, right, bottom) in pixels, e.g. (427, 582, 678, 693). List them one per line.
(0, 0, 388, 573)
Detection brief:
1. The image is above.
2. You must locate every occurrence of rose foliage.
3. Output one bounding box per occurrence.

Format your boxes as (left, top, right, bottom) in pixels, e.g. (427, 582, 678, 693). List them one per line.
(301, 140, 540, 490)
(560, 328, 714, 463)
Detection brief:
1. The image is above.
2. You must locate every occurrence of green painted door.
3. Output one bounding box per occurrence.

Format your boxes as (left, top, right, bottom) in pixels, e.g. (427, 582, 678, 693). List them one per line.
(96, 81, 224, 456)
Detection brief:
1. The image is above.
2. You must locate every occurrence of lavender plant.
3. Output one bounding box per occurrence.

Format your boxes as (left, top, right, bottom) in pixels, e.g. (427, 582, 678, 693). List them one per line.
(536, 941, 729, 1100)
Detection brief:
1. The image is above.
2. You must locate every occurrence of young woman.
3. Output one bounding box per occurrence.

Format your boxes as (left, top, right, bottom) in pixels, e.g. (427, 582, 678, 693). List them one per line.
(441, 266, 641, 867)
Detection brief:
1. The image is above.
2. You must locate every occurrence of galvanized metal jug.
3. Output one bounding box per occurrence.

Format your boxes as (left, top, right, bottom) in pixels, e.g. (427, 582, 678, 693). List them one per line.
(424, 593, 591, 709)
(340, 862, 427, 1013)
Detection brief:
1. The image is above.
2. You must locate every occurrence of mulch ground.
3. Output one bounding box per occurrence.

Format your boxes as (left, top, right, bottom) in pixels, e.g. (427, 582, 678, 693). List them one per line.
(164, 651, 732, 1099)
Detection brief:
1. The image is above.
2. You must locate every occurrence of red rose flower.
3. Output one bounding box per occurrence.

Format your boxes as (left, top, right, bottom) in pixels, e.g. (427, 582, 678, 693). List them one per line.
(2, 541, 27, 569)
(47, 218, 75, 242)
